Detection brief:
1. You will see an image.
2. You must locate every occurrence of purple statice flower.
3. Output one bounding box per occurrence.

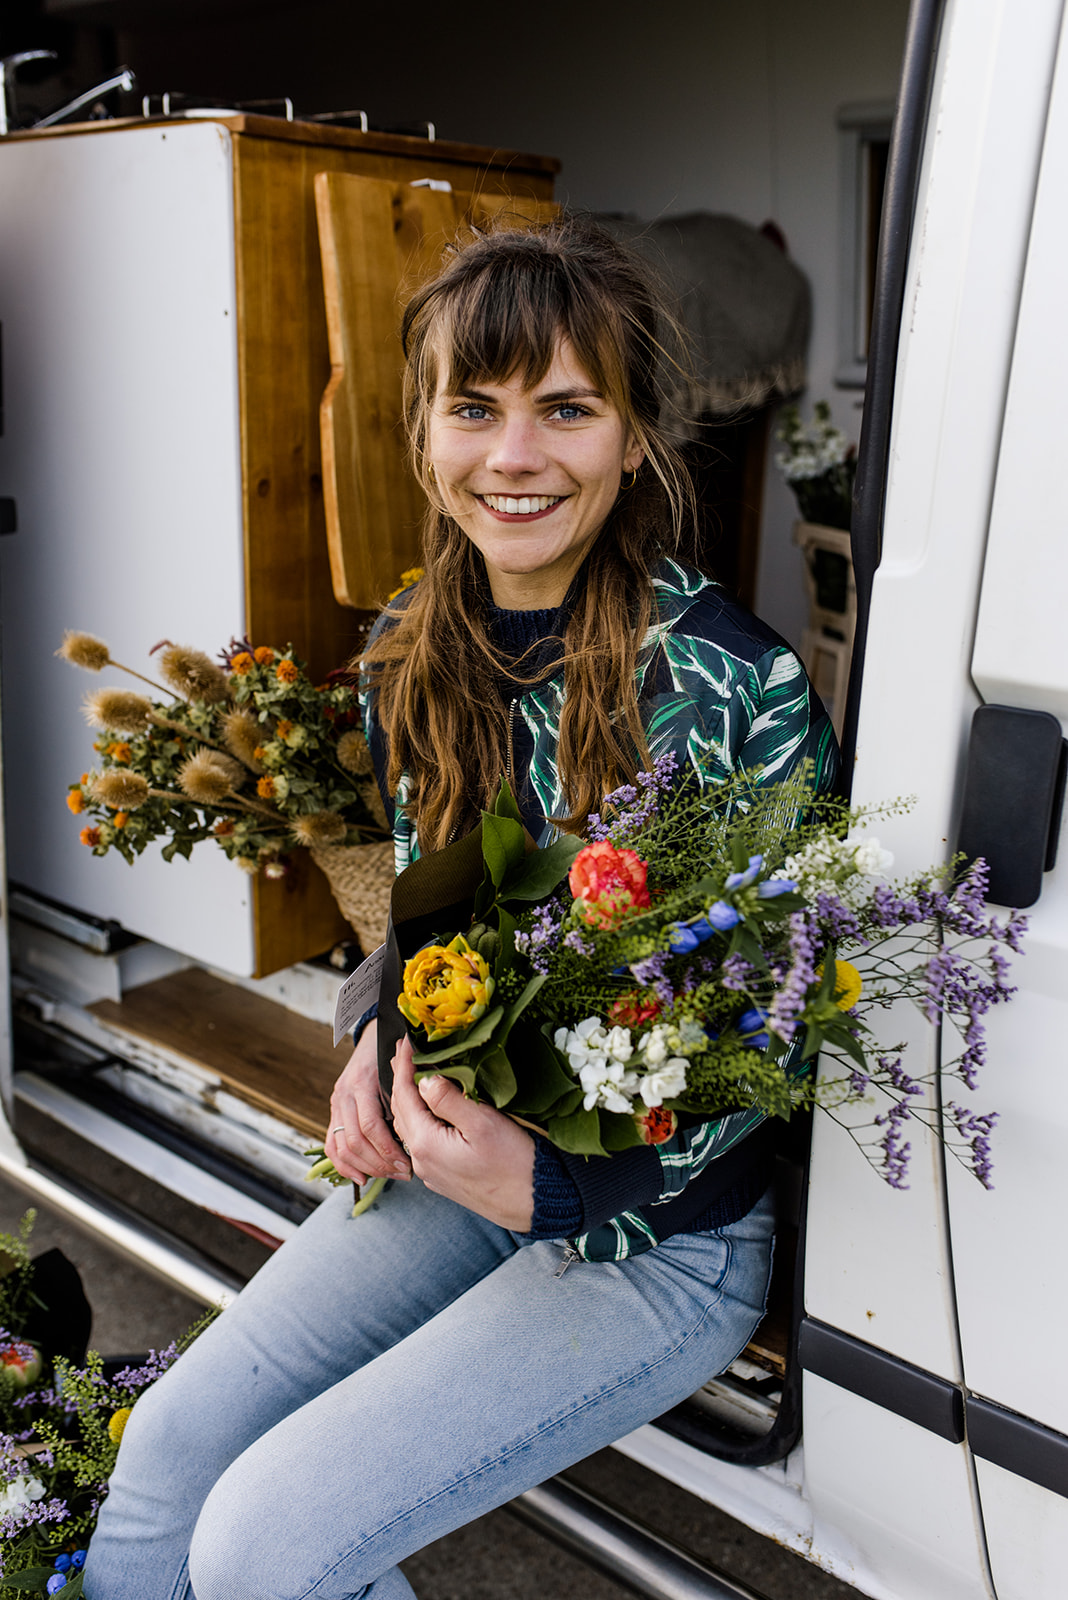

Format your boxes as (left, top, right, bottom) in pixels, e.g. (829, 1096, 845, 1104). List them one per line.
(848, 1066, 871, 1094)
(514, 898, 566, 975)
(922, 945, 961, 1024)
(813, 891, 860, 944)
(108, 1343, 180, 1390)
(629, 950, 675, 1005)
(1002, 908, 1028, 953)
(589, 751, 679, 842)
(720, 953, 754, 991)
(944, 1101, 999, 1189)
(874, 1099, 913, 1188)
(878, 1051, 924, 1098)
(564, 928, 593, 958)
(766, 912, 817, 1043)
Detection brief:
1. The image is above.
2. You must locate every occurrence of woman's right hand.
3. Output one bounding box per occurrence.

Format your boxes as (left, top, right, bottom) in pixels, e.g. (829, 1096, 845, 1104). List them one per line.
(325, 1020, 412, 1185)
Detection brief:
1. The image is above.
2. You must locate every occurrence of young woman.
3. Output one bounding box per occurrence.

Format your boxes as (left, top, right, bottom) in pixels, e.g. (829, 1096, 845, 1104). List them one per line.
(85, 217, 837, 1600)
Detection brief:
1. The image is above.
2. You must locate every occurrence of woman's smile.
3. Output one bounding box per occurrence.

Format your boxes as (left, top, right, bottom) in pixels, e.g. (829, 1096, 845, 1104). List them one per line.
(428, 339, 644, 606)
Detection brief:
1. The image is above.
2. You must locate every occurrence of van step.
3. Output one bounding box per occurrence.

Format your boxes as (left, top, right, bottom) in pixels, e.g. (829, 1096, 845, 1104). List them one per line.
(508, 1477, 774, 1600)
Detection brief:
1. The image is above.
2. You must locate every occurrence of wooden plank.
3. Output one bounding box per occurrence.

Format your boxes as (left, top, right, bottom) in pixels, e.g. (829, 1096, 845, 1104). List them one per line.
(316, 174, 559, 609)
(7, 113, 561, 178)
(88, 968, 347, 1139)
(230, 130, 555, 973)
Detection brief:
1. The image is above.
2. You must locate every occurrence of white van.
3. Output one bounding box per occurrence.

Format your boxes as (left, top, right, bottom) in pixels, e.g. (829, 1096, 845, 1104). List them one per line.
(0, 0, 1066, 1595)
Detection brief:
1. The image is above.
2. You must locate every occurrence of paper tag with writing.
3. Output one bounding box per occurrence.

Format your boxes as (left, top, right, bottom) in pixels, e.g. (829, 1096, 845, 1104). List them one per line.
(333, 944, 386, 1046)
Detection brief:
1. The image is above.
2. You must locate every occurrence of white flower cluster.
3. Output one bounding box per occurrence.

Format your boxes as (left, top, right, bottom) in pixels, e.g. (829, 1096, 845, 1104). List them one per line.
(775, 402, 852, 482)
(554, 1018, 704, 1114)
(777, 832, 894, 906)
(0, 1472, 46, 1517)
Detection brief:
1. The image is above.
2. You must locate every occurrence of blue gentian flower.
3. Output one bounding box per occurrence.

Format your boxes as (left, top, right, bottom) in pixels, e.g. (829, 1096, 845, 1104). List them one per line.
(706, 900, 741, 931)
(71, 1554, 86, 1571)
(737, 1006, 770, 1049)
(725, 854, 764, 890)
(54, 1556, 71, 1573)
(667, 923, 700, 953)
(757, 878, 797, 899)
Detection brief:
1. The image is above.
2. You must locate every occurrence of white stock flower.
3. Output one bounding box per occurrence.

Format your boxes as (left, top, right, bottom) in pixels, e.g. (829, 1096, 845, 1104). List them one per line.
(777, 830, 893, 907)
(849, 834, 894, 875)
(554, 1017, 634, 1074)
(639, 1058, 688, 1107)
(579, 1059, 641, 1113)
(0, 1474, 46, 1516)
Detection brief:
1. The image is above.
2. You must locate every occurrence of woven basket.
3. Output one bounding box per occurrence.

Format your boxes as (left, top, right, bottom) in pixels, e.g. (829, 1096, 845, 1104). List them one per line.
(310, 840, 395, 955)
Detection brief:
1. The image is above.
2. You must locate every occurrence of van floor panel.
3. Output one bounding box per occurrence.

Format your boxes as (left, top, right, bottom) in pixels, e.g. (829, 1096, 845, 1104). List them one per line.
(87, 967, 347, 1138)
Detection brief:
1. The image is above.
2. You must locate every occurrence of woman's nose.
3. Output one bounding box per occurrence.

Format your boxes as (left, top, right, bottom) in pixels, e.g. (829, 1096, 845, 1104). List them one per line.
(484, 417, 547, 477)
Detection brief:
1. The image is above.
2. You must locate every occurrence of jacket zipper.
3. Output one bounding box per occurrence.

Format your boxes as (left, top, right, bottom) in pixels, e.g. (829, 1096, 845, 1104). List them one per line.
(507, 697, 518, 792)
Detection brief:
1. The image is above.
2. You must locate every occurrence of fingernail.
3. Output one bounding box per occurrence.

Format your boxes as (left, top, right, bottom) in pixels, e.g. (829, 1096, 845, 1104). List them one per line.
(393, 1161, 410, 1175)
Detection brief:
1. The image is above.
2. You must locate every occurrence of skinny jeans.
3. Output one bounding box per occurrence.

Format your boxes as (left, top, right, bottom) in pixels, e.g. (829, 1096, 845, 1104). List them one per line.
(84, 1177, 775, 1600)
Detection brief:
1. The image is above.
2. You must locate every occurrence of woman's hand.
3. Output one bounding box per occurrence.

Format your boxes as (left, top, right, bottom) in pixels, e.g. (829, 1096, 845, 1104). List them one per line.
(326, 1020, 412, 1186)
(390, 1036, 535, 1231)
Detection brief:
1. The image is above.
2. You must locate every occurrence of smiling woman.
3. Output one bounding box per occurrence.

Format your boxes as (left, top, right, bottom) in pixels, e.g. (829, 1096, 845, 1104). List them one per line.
(83, 217, 838, 1600)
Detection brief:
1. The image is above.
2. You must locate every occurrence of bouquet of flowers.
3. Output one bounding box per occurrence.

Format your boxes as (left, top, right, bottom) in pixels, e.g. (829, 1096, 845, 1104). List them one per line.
(324, 755, 1023, 1195)
(58, 630, 397, 949)
(775, 400, 856, 531)
(0, 1212, 214, 1596)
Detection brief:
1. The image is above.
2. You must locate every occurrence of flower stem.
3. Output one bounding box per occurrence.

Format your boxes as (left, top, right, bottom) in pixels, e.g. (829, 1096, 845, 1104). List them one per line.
(351, 1176, 387, 1216)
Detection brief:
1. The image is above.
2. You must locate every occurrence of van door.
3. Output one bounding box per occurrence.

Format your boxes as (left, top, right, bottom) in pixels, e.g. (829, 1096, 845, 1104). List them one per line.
(940, 9, 1068, 1594)
(801, 0, 1064, 1594)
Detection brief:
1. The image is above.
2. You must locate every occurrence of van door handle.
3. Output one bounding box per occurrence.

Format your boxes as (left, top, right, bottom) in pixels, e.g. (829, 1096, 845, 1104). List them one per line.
(957, 704, 1067, 907)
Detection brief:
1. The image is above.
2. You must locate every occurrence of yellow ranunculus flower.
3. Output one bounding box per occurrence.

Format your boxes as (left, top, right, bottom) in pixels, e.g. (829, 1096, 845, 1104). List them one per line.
(108, 1405, 133, 1445)
(826, 959, 863, 1010)
(398, 934, 494, 1041)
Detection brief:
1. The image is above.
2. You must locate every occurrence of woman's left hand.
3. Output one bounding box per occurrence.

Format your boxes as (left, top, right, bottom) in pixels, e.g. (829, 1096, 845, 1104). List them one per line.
(390, 1036, 535, 1231)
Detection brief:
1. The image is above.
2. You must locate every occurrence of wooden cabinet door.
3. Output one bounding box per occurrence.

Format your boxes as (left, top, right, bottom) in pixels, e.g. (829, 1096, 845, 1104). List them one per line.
(315, 174, 558, 610)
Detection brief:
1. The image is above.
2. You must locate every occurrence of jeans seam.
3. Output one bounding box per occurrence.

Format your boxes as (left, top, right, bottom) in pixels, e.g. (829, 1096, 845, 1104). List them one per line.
(302, 1239, 748, 1598)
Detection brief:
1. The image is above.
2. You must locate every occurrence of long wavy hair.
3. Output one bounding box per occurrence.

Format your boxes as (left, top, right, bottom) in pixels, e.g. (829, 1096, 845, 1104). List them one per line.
(361, 215, 696, 850)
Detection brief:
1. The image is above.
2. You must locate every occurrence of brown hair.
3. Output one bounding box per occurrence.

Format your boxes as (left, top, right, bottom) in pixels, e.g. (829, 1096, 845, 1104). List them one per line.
(361, 215, 696, 851)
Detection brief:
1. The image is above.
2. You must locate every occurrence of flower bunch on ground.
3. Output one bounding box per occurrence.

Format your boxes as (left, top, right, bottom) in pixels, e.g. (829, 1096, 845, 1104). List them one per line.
(59, 631, 388, 881)
(345, 760, 1022, 1187)
(775, 400, 856, 530)
(0, 1213, 215, 1595)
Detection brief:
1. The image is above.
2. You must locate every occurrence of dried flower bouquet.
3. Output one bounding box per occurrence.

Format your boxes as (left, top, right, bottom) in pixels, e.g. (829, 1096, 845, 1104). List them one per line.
(58, 631, 389, 889)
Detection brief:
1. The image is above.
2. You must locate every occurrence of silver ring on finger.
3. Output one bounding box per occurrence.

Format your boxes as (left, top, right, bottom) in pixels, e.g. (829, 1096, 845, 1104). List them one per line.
(401, 1141, 411, 1155)
(332, 1126, 346, 1135)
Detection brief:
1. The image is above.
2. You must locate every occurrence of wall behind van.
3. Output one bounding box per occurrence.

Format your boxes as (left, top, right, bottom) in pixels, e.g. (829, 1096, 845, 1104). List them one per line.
(90, 0, 909, 644)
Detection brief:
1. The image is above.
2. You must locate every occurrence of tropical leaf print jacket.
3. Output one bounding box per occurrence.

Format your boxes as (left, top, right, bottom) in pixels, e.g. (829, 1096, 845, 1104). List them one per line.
(362, 560, 839, 1260)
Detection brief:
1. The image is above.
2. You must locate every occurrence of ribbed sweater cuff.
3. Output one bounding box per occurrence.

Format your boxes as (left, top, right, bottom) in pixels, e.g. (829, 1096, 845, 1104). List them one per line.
(521, 1138, 584, 1240)
(558, 1143, 663, 1232)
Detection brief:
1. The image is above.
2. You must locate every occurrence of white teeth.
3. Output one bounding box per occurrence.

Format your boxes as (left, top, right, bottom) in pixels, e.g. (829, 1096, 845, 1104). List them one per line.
(482, 494, 561, 513)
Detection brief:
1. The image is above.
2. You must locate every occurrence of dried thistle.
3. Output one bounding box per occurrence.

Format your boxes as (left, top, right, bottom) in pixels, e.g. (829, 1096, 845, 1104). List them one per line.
(337, 729, 374, 777)
(88, 770, 150, 811)
(358, 779, 389, 831)
(291, 811, 348, 847)
(178, 749, 247, 805)
(83, 688, 154, 735)
(57, 630, 111, 672)
(159, 645, 230, 704)
(234, 855, 260, 874)
(219, 708, 263, 770)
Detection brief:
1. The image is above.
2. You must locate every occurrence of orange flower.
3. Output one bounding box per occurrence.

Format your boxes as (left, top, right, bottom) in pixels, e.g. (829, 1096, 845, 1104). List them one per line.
(275, 659, 299, 685)
(275, 719, 293, 739)
(213, 818, 235, 836)
(254, 646, 275, 665)
(67, 789, 85, 814)
(257, 775, 276, 799)
(79, 826, 101, 847)
(107, 741, 132, 763)
(81, 772, 90, 784)
(636, 1106, 677, 1146)
(253, 746, 267, 762)
(569, 841, 650, 928)
(609, 993, 662, 1029)
(231, 652, 254, 676)
(113, 812, 129, 829)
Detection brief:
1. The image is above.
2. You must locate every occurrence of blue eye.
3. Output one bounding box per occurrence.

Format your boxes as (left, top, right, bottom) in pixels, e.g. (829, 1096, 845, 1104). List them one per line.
(456, 403, 491, 421)
(553, 403, 591, 421)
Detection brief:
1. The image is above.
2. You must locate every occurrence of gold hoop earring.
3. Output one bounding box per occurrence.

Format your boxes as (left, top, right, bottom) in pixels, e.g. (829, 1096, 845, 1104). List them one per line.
(428, 463, 437, 483)
(622, 468, 637, 489)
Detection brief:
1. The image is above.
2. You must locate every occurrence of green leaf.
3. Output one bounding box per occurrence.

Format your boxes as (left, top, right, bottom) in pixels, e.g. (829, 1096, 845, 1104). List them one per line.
(416, 1063, 478, 1097)
(500, 833, 583, 903)
(546, 1105, 607, 1156)
(477, 1047, 517, 1108)
(409, 1005, 504, 1064)
(599, 1111, 642, 1151)
(495, 973, 546, 1045)
(0, 1568, 55, 1591)
(481, 812, 527, 889)
(493, 776, 524, 826)
(506, 1028, 577, 1115)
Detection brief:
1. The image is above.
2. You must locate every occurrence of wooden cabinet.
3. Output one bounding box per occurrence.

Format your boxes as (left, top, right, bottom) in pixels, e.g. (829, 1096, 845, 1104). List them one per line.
(0, 116, 556, 976)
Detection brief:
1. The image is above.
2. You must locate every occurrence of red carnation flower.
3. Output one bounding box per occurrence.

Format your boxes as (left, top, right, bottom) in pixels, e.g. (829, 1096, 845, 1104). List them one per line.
(569, 841, 651, 928)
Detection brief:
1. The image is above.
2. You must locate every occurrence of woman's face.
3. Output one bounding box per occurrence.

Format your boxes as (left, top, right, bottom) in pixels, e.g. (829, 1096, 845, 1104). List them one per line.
(427, 338, 645, 608)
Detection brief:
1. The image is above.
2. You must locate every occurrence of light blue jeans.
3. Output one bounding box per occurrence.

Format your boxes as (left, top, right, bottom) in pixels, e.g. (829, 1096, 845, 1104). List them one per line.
(85, 1178, 775, 1600)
